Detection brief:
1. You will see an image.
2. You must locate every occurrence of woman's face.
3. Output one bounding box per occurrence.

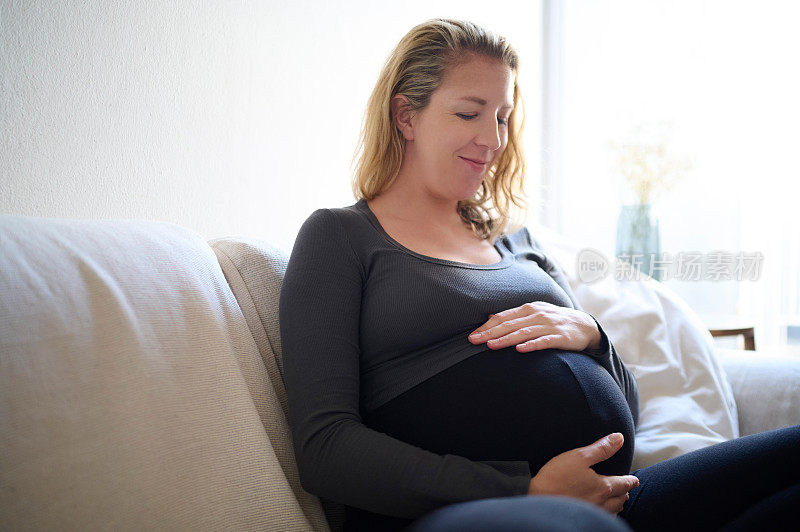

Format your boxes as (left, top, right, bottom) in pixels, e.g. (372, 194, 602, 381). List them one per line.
(398, 54, 515, 202)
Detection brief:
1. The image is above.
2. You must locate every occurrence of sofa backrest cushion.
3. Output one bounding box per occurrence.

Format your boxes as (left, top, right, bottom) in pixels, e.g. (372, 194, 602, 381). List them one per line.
(716, 347, 800, 436)
(0, 215, 317, 530)
(209, 237, 338, 531)
(210, 237, 333, 531)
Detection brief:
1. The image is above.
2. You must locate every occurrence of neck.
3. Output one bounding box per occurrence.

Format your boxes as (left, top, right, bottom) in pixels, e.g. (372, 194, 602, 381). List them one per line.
(370, 183, 466, 231)
(369, 159, 474, 232)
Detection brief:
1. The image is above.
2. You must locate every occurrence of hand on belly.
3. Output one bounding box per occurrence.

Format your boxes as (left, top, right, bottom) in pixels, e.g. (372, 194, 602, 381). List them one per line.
(468, 301, 602, 353)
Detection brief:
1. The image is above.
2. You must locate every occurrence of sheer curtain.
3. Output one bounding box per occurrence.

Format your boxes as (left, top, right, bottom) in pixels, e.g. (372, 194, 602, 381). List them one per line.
(542, 0, 800, 349)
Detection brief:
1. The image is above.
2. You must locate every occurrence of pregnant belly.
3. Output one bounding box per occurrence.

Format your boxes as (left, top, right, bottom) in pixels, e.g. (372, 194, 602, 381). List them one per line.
(362, 347, 635, 476)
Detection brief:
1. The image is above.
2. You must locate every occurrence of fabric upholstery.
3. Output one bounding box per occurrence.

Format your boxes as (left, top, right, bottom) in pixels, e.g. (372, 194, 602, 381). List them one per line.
(716, 347, 800, 436)
(210, 237, 335, 531)
(0, 215, 314, 530)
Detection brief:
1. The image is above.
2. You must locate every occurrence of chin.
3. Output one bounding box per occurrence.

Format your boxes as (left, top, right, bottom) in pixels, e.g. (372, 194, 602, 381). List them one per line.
(455, 187, 484, 202)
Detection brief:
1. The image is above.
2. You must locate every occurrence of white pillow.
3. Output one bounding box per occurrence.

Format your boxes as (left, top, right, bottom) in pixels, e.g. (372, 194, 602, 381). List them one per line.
(529, 224, 739, 470)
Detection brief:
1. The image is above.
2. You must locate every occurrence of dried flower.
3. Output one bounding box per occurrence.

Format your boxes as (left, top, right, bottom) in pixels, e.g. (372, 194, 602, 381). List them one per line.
(609, 121, 694, 205)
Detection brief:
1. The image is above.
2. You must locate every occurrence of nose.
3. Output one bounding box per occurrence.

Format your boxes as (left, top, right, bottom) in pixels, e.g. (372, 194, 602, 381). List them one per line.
(475, 116, 502, 152)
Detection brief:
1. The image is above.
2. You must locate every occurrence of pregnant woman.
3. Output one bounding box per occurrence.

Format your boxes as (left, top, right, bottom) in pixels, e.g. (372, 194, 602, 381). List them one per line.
(279, 18, 800, 531)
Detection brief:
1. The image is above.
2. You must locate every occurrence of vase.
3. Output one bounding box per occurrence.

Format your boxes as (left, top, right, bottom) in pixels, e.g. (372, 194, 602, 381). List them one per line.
(615, 203, 662, 281)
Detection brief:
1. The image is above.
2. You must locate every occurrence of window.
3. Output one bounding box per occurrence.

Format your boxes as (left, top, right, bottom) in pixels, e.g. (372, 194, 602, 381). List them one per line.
(543, 0, 800, 349)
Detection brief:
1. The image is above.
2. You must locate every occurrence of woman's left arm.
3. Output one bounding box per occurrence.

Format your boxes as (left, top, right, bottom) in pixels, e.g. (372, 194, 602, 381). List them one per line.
(469, 232, 640, 428)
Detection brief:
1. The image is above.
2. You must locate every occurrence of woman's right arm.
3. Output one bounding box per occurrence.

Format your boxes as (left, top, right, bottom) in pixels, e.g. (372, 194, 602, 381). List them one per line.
(279, 208, 531, 520)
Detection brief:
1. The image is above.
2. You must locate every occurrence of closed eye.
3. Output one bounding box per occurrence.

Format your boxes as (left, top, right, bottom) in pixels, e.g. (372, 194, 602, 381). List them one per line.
(456, 113, 508, 125)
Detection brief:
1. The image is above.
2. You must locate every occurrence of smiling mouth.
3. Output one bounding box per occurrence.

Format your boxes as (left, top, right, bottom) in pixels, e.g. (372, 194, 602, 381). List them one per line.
(460, 157, 488, 164)
(460, 157, 488, 171)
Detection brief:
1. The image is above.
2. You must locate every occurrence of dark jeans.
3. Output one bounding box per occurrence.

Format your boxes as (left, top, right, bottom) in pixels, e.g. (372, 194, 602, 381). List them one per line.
(344, 348, 800, 531)
(621, 424, 800, 531)
(408, 495, 632, 531)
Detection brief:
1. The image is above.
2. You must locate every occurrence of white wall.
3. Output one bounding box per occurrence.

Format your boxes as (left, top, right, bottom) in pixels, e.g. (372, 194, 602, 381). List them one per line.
(1, 1, 542, 253)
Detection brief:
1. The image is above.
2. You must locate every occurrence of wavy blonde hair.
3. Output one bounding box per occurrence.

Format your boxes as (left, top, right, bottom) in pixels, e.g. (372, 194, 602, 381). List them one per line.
(350, 18, 529, 243)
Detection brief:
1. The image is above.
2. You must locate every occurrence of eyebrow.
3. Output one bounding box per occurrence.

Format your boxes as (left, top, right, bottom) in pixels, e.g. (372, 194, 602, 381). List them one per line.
(457, 96, 514, 109)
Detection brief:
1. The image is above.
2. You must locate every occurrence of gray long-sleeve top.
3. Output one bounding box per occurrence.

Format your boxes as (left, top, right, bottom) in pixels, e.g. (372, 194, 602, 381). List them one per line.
(279, 199, 639, 519)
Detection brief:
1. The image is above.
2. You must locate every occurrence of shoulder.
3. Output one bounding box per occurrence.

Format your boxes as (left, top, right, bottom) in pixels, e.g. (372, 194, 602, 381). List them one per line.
(502, 225, 541, 253)
(301, 201, 369, 231)
(502, 226, 559, 275)
(511, 226, 554, 255)
(289, 207, 367, 280)
(293, 209, 341, 251)
(298, 207, 333, 231)
(297, 203, 365, 238)
(293, 203, 369, 268)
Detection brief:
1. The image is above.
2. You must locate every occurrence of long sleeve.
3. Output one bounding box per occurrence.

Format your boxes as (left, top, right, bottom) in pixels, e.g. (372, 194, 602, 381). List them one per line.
(526, 231, 640, 428)
(279, 209, 532, 520)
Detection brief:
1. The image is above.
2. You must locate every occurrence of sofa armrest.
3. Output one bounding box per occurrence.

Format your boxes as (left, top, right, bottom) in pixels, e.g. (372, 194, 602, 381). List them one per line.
(716, 347, 800, 436)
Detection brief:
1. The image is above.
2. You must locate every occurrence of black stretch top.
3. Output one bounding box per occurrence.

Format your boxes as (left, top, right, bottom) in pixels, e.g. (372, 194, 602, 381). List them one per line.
(279, 199, 639, 519)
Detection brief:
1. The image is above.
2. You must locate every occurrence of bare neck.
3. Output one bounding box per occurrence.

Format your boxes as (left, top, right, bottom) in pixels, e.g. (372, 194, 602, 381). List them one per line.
(368, 179, 467, 234)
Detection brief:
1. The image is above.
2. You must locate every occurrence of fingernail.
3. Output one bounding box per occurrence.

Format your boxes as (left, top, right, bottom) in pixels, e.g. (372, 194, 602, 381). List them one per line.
(609, 433, 623, 445)
(470, 332, 482, 339)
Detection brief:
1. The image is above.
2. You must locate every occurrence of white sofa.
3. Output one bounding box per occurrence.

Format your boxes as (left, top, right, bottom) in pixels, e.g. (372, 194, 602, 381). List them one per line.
(2, 214, 799, 531)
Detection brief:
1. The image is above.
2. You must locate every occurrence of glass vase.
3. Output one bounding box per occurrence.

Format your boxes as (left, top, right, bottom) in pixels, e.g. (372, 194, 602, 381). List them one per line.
(615, 203, 662, 281)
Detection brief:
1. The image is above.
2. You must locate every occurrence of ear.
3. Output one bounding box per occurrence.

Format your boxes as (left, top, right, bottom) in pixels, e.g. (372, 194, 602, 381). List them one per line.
(390, 94, 416, 141)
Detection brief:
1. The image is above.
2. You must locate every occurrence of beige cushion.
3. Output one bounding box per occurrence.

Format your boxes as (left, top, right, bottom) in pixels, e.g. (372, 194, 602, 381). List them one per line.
(210, 237, 333, 532)
(716, 347, 800, 436)
(0, 215, 313, 530)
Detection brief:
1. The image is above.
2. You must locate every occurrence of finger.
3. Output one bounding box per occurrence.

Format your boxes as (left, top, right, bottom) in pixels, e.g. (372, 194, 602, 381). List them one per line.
(468, 313, 503, 338)
(469, 302, 544, 337)
(470, 301, 559, 340)
(516, 334, 560, 352)
(602, 493, 629, 515)
(606, 475, 639, 497)
(470, 315, 533, 343)
(484, 324, 543, 349)
(577, 433, 625, 466)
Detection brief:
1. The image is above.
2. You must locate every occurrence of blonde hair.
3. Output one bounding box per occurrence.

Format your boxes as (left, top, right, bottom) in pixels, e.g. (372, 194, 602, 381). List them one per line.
(350, 18, 529, 243)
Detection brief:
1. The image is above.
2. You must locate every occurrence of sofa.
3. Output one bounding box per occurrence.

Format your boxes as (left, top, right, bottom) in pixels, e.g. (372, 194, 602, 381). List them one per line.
(2, 213, 799, 531)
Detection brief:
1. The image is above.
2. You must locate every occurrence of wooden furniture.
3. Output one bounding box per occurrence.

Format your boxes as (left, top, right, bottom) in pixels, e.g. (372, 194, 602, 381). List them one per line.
(709, 326, 756, 351)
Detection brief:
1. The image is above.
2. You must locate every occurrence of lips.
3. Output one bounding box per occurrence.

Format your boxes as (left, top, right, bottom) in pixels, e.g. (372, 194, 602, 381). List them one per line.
(460, 157, 488, 164)
(460, 156, 488, 171)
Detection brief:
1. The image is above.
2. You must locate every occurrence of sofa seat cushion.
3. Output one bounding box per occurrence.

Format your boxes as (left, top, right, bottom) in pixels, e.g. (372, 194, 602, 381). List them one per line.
(0, 215, 318, 530)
